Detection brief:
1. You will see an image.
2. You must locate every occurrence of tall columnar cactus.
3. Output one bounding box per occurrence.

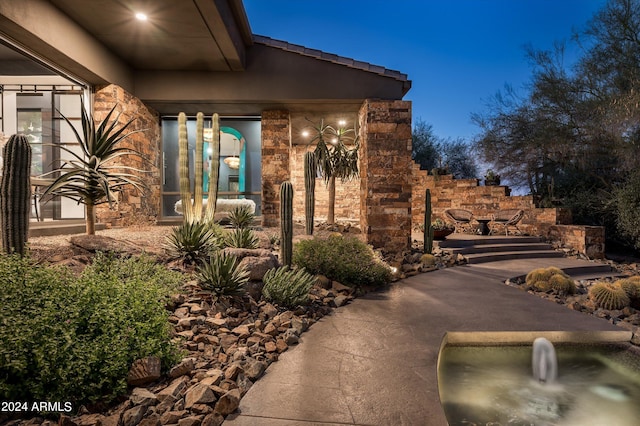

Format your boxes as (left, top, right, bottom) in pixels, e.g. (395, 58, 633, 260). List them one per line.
(424, 188, 434, 254)
(0, 134, 32, 255)
(204, 113, 220, 223)
(178, 112, 220, 224)
(280, 181, 294, 267)
(178, 112, 194, 223)
(303, 151, 316, 235)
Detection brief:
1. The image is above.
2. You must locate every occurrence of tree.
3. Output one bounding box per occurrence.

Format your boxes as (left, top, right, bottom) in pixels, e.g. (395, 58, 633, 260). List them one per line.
(42, 102, 145, 235)
(412, 118, 478, 178)
(473, 0, 640, 247)
(308, 119, 359, 225)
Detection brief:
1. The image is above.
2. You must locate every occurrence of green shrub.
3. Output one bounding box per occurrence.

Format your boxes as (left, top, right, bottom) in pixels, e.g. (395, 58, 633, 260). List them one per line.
(224, 228, 258, 249)
(166, 221, 220, 264)
(196, 251, 248, 297)
(262, 266, 316, 308)
(616, 169, 640, 251)
(0, 254, 182, 407)
(227, 205, 255, 229)
(293, 235, 392, 288)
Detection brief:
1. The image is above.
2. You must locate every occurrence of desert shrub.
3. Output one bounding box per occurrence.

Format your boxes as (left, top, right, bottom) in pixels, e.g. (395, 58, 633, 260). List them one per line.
(589, 281, 630, 310)
(615, 169, 640, 251)
(0, 254, 182, 406)
(228, 205, 255, 229)
(293, 235, 392, 288)
(196, 251, 248, 297)
(224, 228, 259, 249)
(166, 221, 221, 264)
(262, 266, 316, 308)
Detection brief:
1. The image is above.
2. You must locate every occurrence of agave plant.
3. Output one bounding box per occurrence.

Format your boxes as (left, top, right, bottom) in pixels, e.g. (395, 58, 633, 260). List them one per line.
(224, 227, 259, 249)
(166, 221, 219, 264)
(196, 251, 249, 298)
(262, 266, 316, 308)
(227, 205, 255, 229)
(41, 100, 146, 234)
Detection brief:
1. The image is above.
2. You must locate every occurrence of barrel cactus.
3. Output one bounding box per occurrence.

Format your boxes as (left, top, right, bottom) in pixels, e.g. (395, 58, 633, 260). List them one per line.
(548, 274, 576, 295)
(589, 281, 630, 310)
(280, 181, 294, 267)
(525, 268, 552, 286)
(0, 134, 32, 255)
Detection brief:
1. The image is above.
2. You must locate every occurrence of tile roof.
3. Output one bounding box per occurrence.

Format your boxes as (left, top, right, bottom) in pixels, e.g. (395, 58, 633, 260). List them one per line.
(252, 35, 409, 83)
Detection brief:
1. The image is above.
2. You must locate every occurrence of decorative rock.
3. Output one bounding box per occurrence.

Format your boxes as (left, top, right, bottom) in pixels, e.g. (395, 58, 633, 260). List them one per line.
(261, 303, 278, 319)
(101, 413, 122, 426)
(220, 334, 239, 351)
(123, 405, 147, 426)
(178, 416, 205, 426)
(231, 325, 251, 338)
(283, 329, 299, 346)
(263, 322, 277, 336)
(225, 362, 243, 380)
(169, 358, 195, 378)
(264, 341, 277, 352)
(243, 358, 267, 380)
(127, 356, 161, 386)
(275, 339, 288, 353)
(130, 387, 158, 407)
(158, 376, 189, 402)
(73, 414, 104, 426)
(160, 410, 188, 425)
(239, 255, 278, 281)
(214, 389, 241, 416)
(315, 275, 331, 289)
(185, 384, 217, 408)
(334, 295, 350, 307)
(138, 413, 161, 426)
(202, 413, 224, 426)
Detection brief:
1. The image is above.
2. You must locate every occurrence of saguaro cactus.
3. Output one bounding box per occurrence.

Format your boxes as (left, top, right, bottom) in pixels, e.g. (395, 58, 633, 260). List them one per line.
(204, 113, 220, 223)
(178, 112, 220, 224)
(280, 181, 293, 267)
(424, 188, 434, 254)
(303, 151, 316, 235)
(0, 134, 32, 255)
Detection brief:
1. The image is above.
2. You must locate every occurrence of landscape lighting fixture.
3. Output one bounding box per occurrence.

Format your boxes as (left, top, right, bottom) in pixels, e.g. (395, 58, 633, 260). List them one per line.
(338, 120, 346, 126)
(301, 130, 309, 138)
(135, 12, 148, 21)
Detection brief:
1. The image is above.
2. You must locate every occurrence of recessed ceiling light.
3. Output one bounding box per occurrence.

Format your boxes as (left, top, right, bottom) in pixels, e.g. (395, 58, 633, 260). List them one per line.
(135, 12, 148, 21)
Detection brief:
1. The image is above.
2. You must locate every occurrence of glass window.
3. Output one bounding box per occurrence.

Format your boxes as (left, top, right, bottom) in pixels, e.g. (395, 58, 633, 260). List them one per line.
(161, 116, 262, 218)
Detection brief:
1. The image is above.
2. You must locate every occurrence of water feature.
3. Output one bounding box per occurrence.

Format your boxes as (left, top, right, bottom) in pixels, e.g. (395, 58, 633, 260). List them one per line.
(532, 337, 558, 384)
(438, 338, 640, 425)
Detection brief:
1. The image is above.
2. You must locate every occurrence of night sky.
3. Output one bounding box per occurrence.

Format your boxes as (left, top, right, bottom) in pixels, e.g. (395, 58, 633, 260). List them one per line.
(245, 0, 608, 141)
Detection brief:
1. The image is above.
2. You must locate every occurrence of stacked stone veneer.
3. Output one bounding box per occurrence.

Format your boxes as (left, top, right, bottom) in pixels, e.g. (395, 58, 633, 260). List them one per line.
(359, 100, 413, 253)
(94, 84, 161, 227)
(411, 167, 605, 258)
(290, 145, 360, 225)
(261, 110, 290, 227)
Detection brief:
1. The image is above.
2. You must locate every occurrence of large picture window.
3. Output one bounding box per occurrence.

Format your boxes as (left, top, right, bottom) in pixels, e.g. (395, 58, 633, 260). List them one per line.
(160, 116, 262, 219)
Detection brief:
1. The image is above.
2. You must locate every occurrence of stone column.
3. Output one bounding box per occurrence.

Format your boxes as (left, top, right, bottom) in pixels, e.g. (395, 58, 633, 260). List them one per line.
(261, 110, 291, 227)
(94, 84, 160, 227)
(359, 100, 412, 253)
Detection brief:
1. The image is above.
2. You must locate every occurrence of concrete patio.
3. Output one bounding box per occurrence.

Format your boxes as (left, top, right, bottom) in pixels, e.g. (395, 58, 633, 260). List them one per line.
(224, 256, 628, 425)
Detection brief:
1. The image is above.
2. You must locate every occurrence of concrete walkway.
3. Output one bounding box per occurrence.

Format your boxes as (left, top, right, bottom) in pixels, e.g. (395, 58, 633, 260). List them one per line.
(224, 257, 626, 426)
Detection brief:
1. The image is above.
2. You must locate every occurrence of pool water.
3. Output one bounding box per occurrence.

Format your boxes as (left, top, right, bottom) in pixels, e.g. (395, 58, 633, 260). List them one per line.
(438, 343, 640, 426)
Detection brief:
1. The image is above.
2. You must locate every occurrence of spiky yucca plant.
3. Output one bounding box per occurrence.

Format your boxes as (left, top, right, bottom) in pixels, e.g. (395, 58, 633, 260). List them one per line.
(166, 221, 219, 264)
(224, 228, 258, 249)
(196, 252, 249, 297)
(41, 101, 145, 235)
(228, 205, 255, 229)
(262, 266, 316, 308)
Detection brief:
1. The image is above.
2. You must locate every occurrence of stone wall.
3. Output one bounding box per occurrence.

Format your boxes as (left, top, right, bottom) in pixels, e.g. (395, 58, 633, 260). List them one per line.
(359, 100, 412, 253)
(261, 110, 290, 227)
(411, 166, 605, 258)
(411, 167, 572, 235)
(289, 144, 360, 225)
(544, 225, 606, 259)
(94, 84, 161, 227)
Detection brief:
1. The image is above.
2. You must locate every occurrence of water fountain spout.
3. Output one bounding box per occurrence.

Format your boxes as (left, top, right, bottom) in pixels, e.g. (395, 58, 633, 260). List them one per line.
(532, 337, 558, 384)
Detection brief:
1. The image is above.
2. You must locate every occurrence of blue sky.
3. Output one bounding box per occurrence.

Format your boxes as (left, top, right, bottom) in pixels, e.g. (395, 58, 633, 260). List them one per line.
(244, 0, 608, 142)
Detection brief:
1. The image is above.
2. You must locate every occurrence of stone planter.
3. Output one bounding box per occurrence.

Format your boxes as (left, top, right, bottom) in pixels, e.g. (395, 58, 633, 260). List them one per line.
(484, 177, 501, 186)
